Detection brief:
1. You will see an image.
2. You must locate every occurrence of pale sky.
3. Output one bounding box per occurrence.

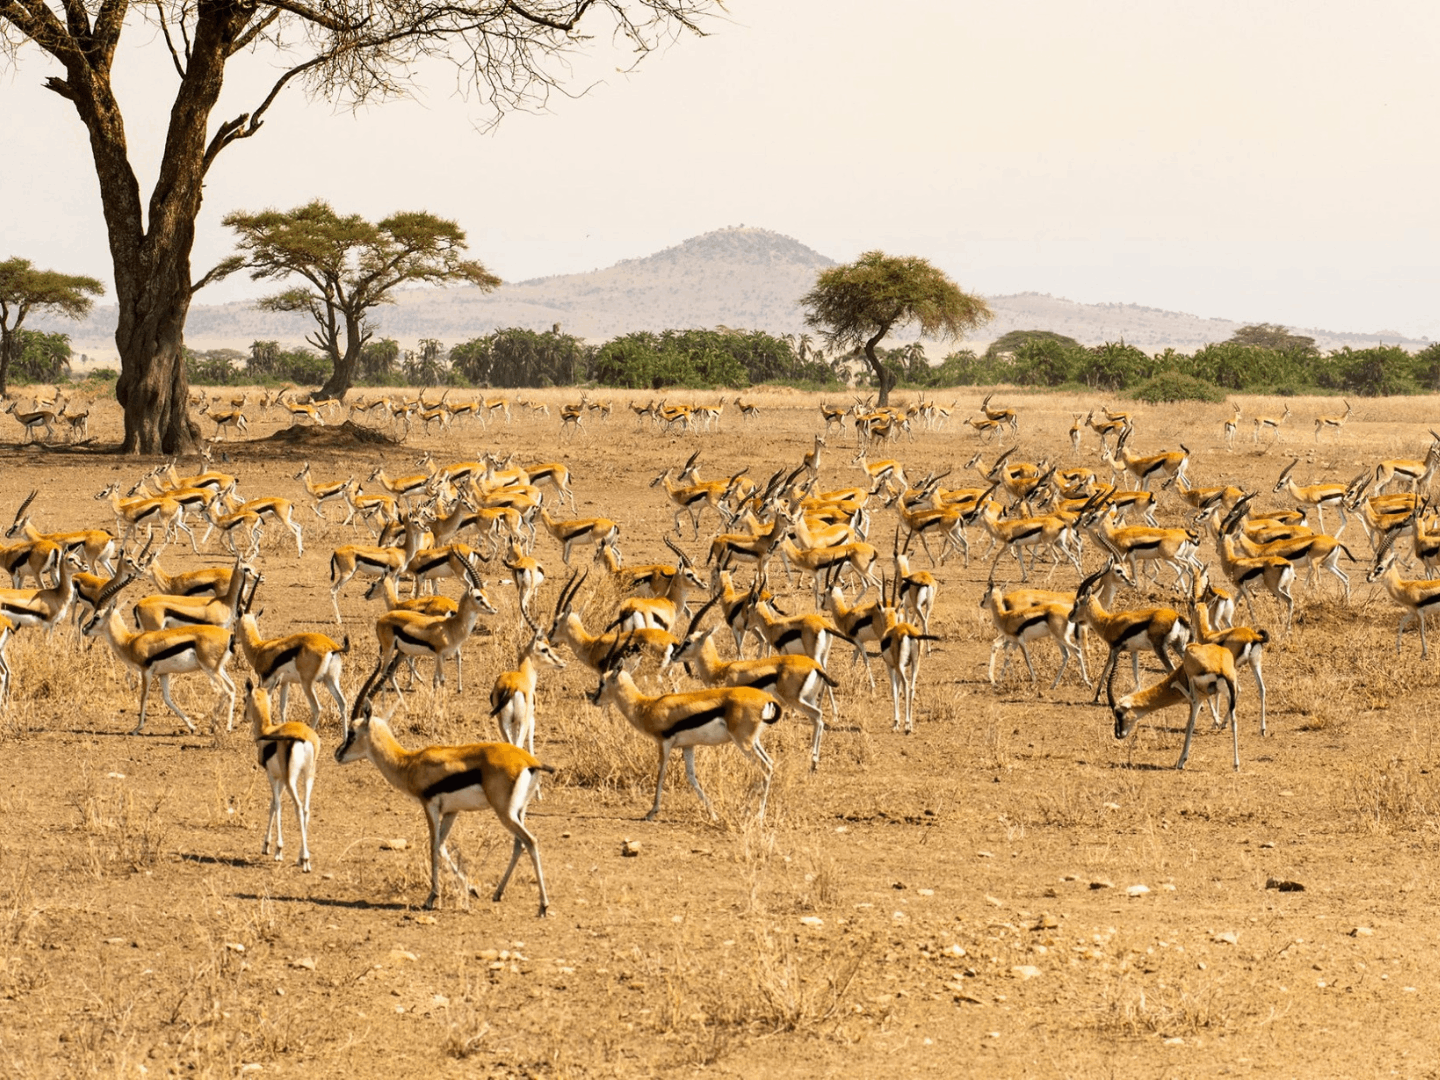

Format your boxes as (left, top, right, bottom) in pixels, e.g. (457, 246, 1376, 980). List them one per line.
(3, 0, 1438, 339)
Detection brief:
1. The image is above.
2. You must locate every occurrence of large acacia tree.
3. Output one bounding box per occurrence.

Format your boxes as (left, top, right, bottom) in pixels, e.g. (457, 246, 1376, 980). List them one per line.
(0, 257, 104, 395)
(801, 251, 992, 405)
(0, 1, 713, 453)
(222, 201, 499, 400)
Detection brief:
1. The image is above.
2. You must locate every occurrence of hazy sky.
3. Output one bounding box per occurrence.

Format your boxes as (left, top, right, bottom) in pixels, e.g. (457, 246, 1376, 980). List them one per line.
(4, 0, 1438, 338)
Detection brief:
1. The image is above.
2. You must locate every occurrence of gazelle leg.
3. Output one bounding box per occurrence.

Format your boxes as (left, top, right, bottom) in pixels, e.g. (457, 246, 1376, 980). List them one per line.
(679, 745, 717, 819)
(1175, 696, 1201, 770)
(1251, 655, 1267, 736)
(264, 773, 283, 858)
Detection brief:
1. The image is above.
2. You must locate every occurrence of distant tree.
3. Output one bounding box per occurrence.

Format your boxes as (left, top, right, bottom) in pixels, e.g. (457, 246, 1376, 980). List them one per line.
(10, 329, 73, 384)
(405, 339, 451, 387)
(221, 202, 500, 400)
(1226, 323, 1317, 355)
(451, 328, 589, 387)
(1, 0, 714, 452)
(0, 258, 103, 396)
(984, 329, 1082, 360)
(801, 252, 991, 405)
(359, 338, 402, 384)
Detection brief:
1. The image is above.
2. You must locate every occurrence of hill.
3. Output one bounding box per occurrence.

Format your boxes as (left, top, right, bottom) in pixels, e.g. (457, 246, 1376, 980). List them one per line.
(42, 226, 1430, 361)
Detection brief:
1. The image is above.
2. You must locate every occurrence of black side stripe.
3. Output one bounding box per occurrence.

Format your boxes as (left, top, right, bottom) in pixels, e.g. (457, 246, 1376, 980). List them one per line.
(394, 626, 433, 649)
(260, 644, 304, 680)
(146, 640, 198, 665)
(422, 768, 486, 801)
(741, 673, 780, 693)
(774, 627, 805, 651)
(661, 704, 728, 740)
(1014, 612, 1051, 637)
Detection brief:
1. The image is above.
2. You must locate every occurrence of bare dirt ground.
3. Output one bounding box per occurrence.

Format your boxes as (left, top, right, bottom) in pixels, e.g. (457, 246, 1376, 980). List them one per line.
(1, 386, 1438, 1078)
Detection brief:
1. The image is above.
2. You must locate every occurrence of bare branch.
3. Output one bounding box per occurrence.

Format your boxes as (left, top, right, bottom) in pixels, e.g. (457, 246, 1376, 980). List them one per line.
(153, 0, 185, 77)
(228, 7, 278, 55)
(191, 255, 245, 295)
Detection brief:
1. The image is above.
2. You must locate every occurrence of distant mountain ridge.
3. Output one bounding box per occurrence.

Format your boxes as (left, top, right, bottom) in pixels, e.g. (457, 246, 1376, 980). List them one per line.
(43, 226, 1430, 360)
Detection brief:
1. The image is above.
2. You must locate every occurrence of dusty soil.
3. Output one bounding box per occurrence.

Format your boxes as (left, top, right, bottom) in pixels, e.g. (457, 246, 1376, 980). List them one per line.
(1, 387, 1438, 1079)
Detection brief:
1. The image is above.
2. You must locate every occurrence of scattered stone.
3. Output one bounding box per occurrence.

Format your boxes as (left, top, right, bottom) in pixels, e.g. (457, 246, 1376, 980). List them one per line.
(892, 882, 906, 890)
(945, 943, 967, 957)
(560, 832, 571, 839)
(621, 839, 641, 857)
(1163, 1037, 1184, 1046)
(1103, 802, 1120, 810)
(380, 838, 408, 851)
(1011, 965, 1043, 980)
(413, 914, 438, 926)
(799, 916, 824, 928)
(1127, 885, 1151, 897)
(984, 895, 1004, 908)
(918, 888, 935, 897)
(977, 851, 994, 858)
(1030, 915, 1058, 931)
(290, 957, 316, 971)
(1266, 878, 1305, 892)
(107, 772, 125, 780)
(1214, 932, 1238, 945)
(225, 942, 246, 953)
(1350, 926, 1374, 937)
(1089, 879, 1114, 891)
(388, 949, 418, 963)
(1260, 841, 1275, 849)
(104, 937, 125, 946)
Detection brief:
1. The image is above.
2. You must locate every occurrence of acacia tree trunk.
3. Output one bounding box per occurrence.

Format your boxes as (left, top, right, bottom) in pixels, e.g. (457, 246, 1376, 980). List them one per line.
(864, 327, 895, 406)
(316, 311, 365, 402)
(45, 2, 248, 454)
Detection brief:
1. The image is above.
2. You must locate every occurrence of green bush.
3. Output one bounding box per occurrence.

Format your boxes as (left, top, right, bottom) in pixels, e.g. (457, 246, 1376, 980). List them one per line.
(1128, 372, 1226, 403)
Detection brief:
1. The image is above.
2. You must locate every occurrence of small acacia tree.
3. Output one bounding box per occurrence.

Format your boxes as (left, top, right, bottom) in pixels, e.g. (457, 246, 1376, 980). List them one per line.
(0, 257, 103, 396)
(800, 251, 991, 405)
(221, 202, 499, 400)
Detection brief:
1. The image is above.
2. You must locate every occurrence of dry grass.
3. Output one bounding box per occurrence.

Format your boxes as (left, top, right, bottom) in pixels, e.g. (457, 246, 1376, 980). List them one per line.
(2, 387, 1440, 1076)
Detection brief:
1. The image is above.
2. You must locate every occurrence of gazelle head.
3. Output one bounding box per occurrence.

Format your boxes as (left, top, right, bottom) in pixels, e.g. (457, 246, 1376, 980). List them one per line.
(6, 490, 37, 538)
(1107, 662, 1143, 740)
(1274, 458, 1299, 492)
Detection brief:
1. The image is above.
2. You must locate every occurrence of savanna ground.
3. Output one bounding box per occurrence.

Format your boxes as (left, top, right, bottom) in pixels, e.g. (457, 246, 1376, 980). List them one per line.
(1, 385, 1438, 1078)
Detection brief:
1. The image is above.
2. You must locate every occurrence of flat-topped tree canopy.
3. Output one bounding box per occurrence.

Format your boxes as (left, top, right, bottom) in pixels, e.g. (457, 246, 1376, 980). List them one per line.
(0, 0, 717, 453)
(801, 251, 991, 406)
(0, 257, 104, 396)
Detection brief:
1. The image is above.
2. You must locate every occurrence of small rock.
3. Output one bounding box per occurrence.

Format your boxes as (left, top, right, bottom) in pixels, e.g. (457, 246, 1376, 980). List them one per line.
(892, 881, 906, 890)
(1127, 885, 1150, 897)
(1031, 914, 1058, 931)
(1011, 965, 1042, 980)
(1214, 932, 1238, 945)
(799, 916, 824, 928)
(1350, 926, 1374, 937)
(977, 851, 994, 858)
(621, 839, 641, 857)
(225, 942, 246, 953)
(104, 937, 125, 946)
(918, 888, 935, 897)
(1163, 1037, 1184, 1046)
(413, 914, 438, 925)
(380, 838, 408, 851)
(1103, 802, 1120, 810)
(945, 943, 967, 957)
(1265, 878, 1305, 892)
(984, 895, 1004, 907)
(388, 949, 418, 963)
(107, 772, 126, 780)
(1089, 879, 1114, 890)
(275, 987, 285, 996)
(290, 957, 316, 970)
(1260, 841, 1275, 849)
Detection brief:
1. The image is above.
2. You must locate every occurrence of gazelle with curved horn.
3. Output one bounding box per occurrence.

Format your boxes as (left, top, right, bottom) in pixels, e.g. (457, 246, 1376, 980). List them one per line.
(1251, 403, 1290, 444)
(1066, 559, 1190, 702)
(1273, 458, 1349, 537)
(547, 570, 679, 671)
(245, 681, 319, 872)
(608, 538, 704, 634)
(95, 483, 200, 554)
(588, 633, 782, 821)
(1229, 498, 1358, 603)
(539, 507, 619, 566)
(133, 557, 255, 632)
(666, 594, 836, 769)
(1371, 433, 1440, 496)
(0, 549, 81, 636)
(236, 611, 349, 726)
(980, 578, 1088, 692)
(502, 539, 546, 614)
(1366, 525, 1440, 658)
(1084, 410, 1128, 452)
(6, 490, 117, 575)
(371, 553, 493, 697)
(1108, 643, 1240, 771)
(1314, 399, 1352, 442)
(0, 493, 61, 588)
(980, 392, 1018, 432)
(1213, 495, 1298, 629)
(336, 667, 554, 913)
(1100, 428, 1191, 492)
(851, 447, 908, 497)
(1223, 403, 1241, 451)
(293, 462, 354, 520)
(490, 605, 567, 757)
(1188, 565, 1269, 734)
(82, 569, 238, 734)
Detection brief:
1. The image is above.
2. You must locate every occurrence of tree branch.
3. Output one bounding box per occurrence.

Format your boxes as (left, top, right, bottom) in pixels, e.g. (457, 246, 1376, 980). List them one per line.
(501, 0, 594, 32)
(228, 7, 278, 55)
(201, 52, 329, 173)
(191, 255, 244, 294)
(153, 0, 185, 77)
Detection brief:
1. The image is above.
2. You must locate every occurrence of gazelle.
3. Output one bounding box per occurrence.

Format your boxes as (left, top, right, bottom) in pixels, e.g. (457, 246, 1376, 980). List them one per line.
(1085, 410, 1128, 451)
(651, 462, 734, 539)
(1066, 562, 1190, 701)
(245, 682, 319, 872)
(1371, 434, 1440, 496)
(368, 465, 430, 508)
(1222, 403, 1241, 450)
(503, 539, 546, 613)
(822, 583, 885, 688)
(1101, 429, 1190, 491)
(293, 462, 354, 520)
(1189, 566, 1269, 733)
(589, 646, 781, 821)
(133, 558, 254, 631)
(667, 596, 836, 768)
(371, 554, 492, 696)
(0, 550, 80, 635)
(875, 580, 938, 733)
(83, 572, 238, 734)
(201, 499, 264, 560)
(1069, 414, 1084, 455)
(208, 409, 248, 439)
(523, 462, 577, 513)
(7, 492, 117, 574)
(1083, 502, 1202, 587)
(144, 553, 251, 600)
(539, 508, 618, 565)
(2, 399, 57, 442)
(1273, 458, 1349, 537)
(1213, 500, 1298, 629)
(236, 613, 349, 725)
(1108, 644, 1240, 772)
(1229, 500, 1357, 602)
(1252, 404, 1291, 444)
(547, 571, 678, 672)
(1314, 399, 1352, 442)
(328, 542, 406, 624)
(490, 609, 567, 757)
(95, 483, 199, 553)
(1367, 530, 1440, 657)
(609, 538, 703, 633)
(283, 400, 326, 427)
(851, 447, 908, 496)
(980, 580, 1088, 692)
(979, 392, 1018, 431)
(337, 679, 554, 914)
(777, 538, 882, 609)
